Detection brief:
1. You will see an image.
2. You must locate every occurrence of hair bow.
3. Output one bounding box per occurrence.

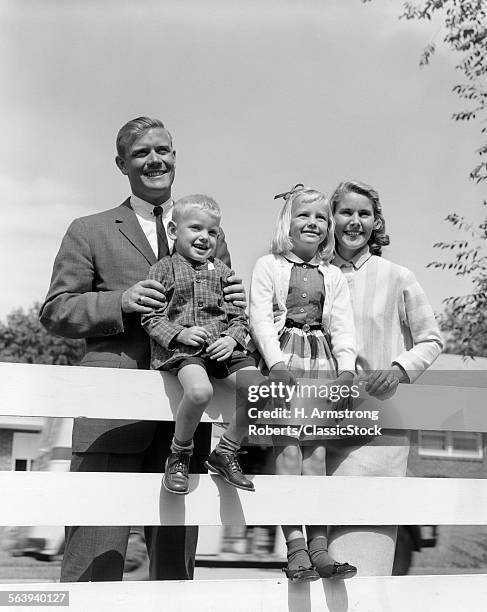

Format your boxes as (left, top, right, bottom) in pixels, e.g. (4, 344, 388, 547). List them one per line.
(273, 183, 305, 201)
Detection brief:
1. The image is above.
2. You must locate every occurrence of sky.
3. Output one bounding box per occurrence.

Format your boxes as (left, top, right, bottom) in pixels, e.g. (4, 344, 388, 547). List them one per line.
(1, 0, 485, 320)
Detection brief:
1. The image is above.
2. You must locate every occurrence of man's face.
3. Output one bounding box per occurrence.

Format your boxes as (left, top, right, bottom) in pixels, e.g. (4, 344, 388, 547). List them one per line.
(116, 127, 175, 204)
(168, 208, 220, 264)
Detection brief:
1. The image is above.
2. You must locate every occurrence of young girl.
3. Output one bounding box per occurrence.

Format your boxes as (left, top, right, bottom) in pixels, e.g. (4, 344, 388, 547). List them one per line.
(249, 186, 358, 582)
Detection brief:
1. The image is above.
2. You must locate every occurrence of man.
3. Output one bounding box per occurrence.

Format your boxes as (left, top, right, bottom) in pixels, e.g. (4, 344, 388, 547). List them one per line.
(40, 116, 245, 582)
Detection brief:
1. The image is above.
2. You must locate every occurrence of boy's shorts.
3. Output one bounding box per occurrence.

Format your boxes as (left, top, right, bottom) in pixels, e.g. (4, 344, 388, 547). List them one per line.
(167, 352, 256, 379)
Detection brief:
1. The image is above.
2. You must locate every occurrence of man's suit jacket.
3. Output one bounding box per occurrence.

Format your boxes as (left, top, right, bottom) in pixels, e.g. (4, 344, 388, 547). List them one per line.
(40, 199, 231, 454)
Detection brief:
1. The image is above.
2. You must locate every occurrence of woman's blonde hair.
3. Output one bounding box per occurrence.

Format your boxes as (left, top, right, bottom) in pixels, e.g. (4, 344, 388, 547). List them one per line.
(271, 186, 335, 263)
(329, 180, 390, 256)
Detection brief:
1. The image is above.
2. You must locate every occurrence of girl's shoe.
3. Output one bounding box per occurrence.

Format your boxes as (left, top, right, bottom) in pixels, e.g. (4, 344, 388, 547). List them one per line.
(283, 564, 320, 583)
(316, 561, 357, 580)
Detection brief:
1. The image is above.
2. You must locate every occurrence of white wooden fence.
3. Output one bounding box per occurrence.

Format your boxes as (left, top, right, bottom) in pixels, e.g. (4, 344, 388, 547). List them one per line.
(0, 361, 486, 611)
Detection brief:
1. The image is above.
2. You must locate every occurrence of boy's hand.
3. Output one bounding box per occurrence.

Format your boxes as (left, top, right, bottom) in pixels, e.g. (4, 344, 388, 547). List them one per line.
(206, 336, 237, 361)
(223, 272, 246, 309)
(176, 326, 209, 347)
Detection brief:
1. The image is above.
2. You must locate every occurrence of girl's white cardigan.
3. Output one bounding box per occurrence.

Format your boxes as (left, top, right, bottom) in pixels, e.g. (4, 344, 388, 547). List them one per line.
(249, 253, 357, 373)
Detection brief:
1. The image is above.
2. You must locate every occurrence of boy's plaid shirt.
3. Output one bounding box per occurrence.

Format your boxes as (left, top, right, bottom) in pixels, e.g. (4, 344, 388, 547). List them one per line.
(141, 251, 249, 370)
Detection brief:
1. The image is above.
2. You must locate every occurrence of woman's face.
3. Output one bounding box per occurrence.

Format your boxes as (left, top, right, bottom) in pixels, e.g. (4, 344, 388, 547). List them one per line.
(333, 191, 376, 259)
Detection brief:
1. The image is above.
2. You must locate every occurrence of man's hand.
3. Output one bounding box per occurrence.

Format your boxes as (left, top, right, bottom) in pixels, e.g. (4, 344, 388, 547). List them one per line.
(223, 272, 246, 309)
(365, 366, 406, 400)
(177, 326, 209, 347)
(122, 280, 167, 314)
(206, 336, 237, 361)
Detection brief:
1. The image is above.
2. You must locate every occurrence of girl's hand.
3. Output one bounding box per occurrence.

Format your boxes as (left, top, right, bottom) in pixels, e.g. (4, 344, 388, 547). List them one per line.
(334, 371, 355, 412)
(269, 362, 297, 388)
(206, 336, 237, 361)
(272, 304, 285, 324)
(176, 326, 209, 347)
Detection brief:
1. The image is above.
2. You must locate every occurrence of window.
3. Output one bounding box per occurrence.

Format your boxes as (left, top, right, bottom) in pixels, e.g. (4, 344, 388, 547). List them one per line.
(418, 431, 483, 459)
(14, 458, 32, 471)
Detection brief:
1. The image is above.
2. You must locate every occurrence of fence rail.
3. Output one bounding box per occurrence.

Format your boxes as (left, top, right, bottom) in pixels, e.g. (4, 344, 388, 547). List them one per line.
(0, 362, 486, 431)
(1, 575, 487, 612)
(1, 472, 486, 526)
(1, 362, 487, 611)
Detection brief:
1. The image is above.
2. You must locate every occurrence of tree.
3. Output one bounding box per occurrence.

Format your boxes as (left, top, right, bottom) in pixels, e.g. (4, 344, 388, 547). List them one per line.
(364, 0, 487, 356)
(0, 303, 84, 365)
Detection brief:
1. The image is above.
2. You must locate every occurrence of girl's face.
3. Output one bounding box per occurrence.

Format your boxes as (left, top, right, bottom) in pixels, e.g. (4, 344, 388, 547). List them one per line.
(333, 191, 377, 259)
(289, 198, 329, 259)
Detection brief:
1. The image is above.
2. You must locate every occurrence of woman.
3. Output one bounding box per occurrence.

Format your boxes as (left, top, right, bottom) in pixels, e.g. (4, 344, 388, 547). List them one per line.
(325, 179, 443, 575)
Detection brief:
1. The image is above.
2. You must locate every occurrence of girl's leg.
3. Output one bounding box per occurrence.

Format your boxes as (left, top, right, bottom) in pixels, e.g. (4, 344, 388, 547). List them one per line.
(274, 442, 319, 582)
(303, 443, 357, 579)
(164, 364, 213, 495)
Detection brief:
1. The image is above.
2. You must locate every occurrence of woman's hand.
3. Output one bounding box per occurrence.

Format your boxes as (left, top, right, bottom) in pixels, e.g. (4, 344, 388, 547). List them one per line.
(223, 272, 246, 309)
(365, 366, 407, 400)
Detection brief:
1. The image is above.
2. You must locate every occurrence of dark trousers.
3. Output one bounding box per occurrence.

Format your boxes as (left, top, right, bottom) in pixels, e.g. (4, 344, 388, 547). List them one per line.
(60, 422, 211, 582)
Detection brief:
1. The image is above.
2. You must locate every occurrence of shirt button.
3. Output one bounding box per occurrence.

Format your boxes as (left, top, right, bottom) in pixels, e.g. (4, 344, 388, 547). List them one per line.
(299, 308, 305, 313)
(302, 265, 307, 269)
(195, 278, 201, 283)
(303, 277, 308, 282)
(302, 293, 307, 298)
(198, 300, 204, 307)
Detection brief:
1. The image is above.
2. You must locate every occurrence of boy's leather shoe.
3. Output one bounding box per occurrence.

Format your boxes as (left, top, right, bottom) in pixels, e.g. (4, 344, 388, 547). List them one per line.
(163, 451, 191, 495)
(205, 449, 254, 492)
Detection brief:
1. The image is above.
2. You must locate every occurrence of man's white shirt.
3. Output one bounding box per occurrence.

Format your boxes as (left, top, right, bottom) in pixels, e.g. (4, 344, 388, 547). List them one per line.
(130, 194, 174, 257)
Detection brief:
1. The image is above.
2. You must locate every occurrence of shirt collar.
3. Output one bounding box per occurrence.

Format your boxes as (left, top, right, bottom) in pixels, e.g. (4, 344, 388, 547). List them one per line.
(284, 251, 321, 267)
(130, 194, 173, 218)
(333, 245, 372, 270)
(172, 250, 209, 270)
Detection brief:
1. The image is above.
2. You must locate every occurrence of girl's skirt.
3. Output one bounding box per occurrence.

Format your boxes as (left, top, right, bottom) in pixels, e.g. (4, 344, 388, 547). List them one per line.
(252, 324, 341, 445)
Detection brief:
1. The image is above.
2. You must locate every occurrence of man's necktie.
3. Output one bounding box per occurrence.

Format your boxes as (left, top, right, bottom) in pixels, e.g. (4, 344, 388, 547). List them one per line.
(153, 206, 169, 259)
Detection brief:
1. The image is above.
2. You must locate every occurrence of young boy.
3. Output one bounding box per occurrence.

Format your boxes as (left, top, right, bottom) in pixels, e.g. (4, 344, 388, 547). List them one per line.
(141, 194, 264, 495)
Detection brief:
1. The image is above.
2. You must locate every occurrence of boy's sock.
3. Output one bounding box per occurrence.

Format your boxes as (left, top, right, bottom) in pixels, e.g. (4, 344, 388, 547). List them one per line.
(307, 536, 337, 570)
(286, 537, 313, 570)
(170, 436, 194, 455)
(215, 434, 240, 455)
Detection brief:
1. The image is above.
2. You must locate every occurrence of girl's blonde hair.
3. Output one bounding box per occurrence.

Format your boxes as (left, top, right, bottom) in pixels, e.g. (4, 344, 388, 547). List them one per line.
(271, 186, 335, 263)
(329, 180, 390, 256)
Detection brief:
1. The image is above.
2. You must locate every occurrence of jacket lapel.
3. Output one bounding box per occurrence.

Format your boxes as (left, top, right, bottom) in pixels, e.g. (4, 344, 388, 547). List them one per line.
(115, 198, 157, 265)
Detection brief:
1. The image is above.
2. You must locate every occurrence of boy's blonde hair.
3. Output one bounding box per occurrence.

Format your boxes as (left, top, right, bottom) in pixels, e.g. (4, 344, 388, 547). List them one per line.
(173, 194, 222, 223)
(271, 186, 335, 263)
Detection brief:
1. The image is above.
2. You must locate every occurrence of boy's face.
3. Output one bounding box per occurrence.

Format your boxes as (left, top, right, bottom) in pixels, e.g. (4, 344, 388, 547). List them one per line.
(168, 208, 220, 263)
